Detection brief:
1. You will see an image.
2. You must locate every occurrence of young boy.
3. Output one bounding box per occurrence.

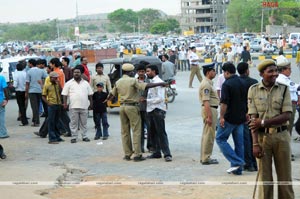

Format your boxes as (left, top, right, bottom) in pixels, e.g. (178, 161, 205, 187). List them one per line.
(93, 82, 109, 140)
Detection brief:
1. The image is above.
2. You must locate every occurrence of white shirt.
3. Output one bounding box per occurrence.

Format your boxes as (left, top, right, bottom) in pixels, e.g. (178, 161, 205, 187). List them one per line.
(216, 74, 226, 98)
(189, 51, 199, 65)
(147, 75, 166, 112)
(276, 74, 298, 101)
(13, 70, 27, 91)
(61, 78, 93, 109)
(178, 50, 187, 60)
(214, 52, 224, 63)
(227, 51, 234, 62)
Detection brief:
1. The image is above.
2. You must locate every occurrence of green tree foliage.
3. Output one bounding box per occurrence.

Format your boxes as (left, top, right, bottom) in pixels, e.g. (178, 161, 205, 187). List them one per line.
(150, 18, 180, 34)
(0, 20, 57, 41)
(108, 9, 138, 32)
(227, 0, 300, 33)
(137, 9, 162, 32)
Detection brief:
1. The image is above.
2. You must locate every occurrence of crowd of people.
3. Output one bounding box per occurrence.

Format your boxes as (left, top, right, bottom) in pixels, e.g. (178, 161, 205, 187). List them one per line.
(1, 43, 300, 198)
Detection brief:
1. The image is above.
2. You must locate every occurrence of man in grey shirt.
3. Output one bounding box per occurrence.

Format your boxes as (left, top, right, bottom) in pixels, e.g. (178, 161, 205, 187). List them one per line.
(160, 54, 176, 81)
(25, 59, 48, 126)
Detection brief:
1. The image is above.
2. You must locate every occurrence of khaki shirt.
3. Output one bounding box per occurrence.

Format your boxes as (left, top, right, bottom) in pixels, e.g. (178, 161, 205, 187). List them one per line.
(248, 81, 292, 127)
(90, 73, 112, 93)
(199, 77, 219, 106)
(42, 83, 61, 105)
(111, 74, 147, 104)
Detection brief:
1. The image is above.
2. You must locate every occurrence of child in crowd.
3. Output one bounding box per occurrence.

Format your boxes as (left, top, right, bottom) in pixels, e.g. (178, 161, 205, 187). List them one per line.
(93, 82, 109, 140)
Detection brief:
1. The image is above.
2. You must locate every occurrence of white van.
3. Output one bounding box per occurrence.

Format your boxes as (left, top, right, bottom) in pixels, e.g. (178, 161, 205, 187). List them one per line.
(0, 56, 39, 97)
(288, 33, 300, 47)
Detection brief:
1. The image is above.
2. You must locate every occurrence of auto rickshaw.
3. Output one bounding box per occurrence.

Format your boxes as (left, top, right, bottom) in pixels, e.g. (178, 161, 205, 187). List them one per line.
(100, 56, 162, 108)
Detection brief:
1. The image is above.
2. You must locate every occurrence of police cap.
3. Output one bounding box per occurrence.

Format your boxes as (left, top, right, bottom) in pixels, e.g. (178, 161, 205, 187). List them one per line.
(122, 63, 135, 71)
(276, 55, 290, 68)
(202, 63, 215, 70)
(257, 59, 276, 72)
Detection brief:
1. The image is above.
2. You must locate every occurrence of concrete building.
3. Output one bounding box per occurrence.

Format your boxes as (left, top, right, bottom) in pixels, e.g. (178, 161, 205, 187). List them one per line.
(180, 0, 229, 33)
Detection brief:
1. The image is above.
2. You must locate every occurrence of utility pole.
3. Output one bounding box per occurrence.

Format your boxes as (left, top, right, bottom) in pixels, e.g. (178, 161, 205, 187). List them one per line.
(261, 8, 264, 35)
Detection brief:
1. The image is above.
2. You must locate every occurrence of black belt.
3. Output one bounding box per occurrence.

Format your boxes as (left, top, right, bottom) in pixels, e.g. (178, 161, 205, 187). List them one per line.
(121, 102, 139, 106)
(202, 105, 218, 109)
(259, 126, 287, 134)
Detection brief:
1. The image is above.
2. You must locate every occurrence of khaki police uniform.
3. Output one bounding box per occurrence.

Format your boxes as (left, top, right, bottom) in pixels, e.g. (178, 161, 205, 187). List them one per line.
(111, 64, 147, 158)
(248, 81, 294, 199)
(199, 77, 219, 163)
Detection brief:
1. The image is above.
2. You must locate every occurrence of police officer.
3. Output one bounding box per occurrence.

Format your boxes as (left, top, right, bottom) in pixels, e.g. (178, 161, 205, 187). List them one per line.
(188, 46, 203, 88)
(107, 63, 166, 162)
(276, 55, 299, 161)
(199, 63, 219, 165)
(248, 59, 294, 199)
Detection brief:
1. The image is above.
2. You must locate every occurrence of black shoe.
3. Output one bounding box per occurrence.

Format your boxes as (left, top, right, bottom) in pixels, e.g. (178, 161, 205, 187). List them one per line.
(0, 135, 9, 139)
(33, 132, 40, 136)
(102, 136, 108, 140)
(48, 141, 59, 144)
(94, 136, 100, 140)
(57, 138, 65, 142)
(71, 139, 77, 143)
(82, 137, 90, 142)
(147, 154, 162, 159)
(0, 153, 7, 159)
(64, 133, 72, 137)
(245, 166, 257, 172)
(123, 155, 131, 161)
(165, 156, 172, 162)
(133, 155, 146, 162)
(201, 159, 219, 165)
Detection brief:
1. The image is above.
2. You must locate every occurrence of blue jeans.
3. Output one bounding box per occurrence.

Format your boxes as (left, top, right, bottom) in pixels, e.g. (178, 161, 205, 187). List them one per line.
(48, 105, 61, 142)
(0, 105, 8, 137)
(292, 46, 298, 57)
(215, 62, 223, 74)
(147, 108, 172, 157)
(93, 112, 109, 137)
(216, 121, 245, 172)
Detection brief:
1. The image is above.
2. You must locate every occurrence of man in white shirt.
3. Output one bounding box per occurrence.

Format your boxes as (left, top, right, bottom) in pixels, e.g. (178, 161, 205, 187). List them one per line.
(214, 48, 224, 74)
(144, 64, 172, 162)
(188, 46, 203, 88)
(226, 47, 235, 63)
(13, 63, 28, 126)
(62, 67, 93, 143)
(276, 55, 299, 161)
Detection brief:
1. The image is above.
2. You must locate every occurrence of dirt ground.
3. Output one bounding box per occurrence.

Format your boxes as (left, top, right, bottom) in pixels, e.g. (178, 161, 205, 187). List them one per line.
(46, 175, 255, 199)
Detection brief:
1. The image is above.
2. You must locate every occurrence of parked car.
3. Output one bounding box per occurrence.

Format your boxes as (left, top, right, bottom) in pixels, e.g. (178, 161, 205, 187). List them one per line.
(250, 41, 261, 52)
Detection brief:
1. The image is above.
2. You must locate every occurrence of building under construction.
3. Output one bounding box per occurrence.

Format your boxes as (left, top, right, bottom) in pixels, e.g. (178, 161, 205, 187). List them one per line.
(180, 0, 229, 33)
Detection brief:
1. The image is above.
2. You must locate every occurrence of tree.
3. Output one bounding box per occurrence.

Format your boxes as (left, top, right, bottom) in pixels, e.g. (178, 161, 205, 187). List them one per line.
(137, 9, 162, 32)
(150, 18, 180, 34)
(227, 0, 300, 33)
(108, 9, 138, 32)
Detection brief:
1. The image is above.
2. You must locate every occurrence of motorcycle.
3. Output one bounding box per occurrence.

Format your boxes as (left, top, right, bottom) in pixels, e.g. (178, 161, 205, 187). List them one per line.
(165, 78, 177, 103)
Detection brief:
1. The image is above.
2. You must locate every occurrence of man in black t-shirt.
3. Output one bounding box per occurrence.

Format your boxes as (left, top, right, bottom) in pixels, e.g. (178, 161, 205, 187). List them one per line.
(216, 62, 247, 175)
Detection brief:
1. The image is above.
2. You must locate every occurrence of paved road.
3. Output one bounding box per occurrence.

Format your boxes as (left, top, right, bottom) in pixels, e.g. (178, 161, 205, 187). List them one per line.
(0, 59, 299, 199)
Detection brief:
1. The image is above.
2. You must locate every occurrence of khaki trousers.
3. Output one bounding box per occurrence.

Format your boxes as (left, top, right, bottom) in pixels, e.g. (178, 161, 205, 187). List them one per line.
(201, 107, 217, 162)
(189, 65, 202, 87)
(257, 131, 294, 199)
(69, 108, 88, 140)
(120, 105, 142, 157)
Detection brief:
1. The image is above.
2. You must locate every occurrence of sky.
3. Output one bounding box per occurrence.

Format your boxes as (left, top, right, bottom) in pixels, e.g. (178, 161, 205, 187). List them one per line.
(0, 0, 181, 23)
